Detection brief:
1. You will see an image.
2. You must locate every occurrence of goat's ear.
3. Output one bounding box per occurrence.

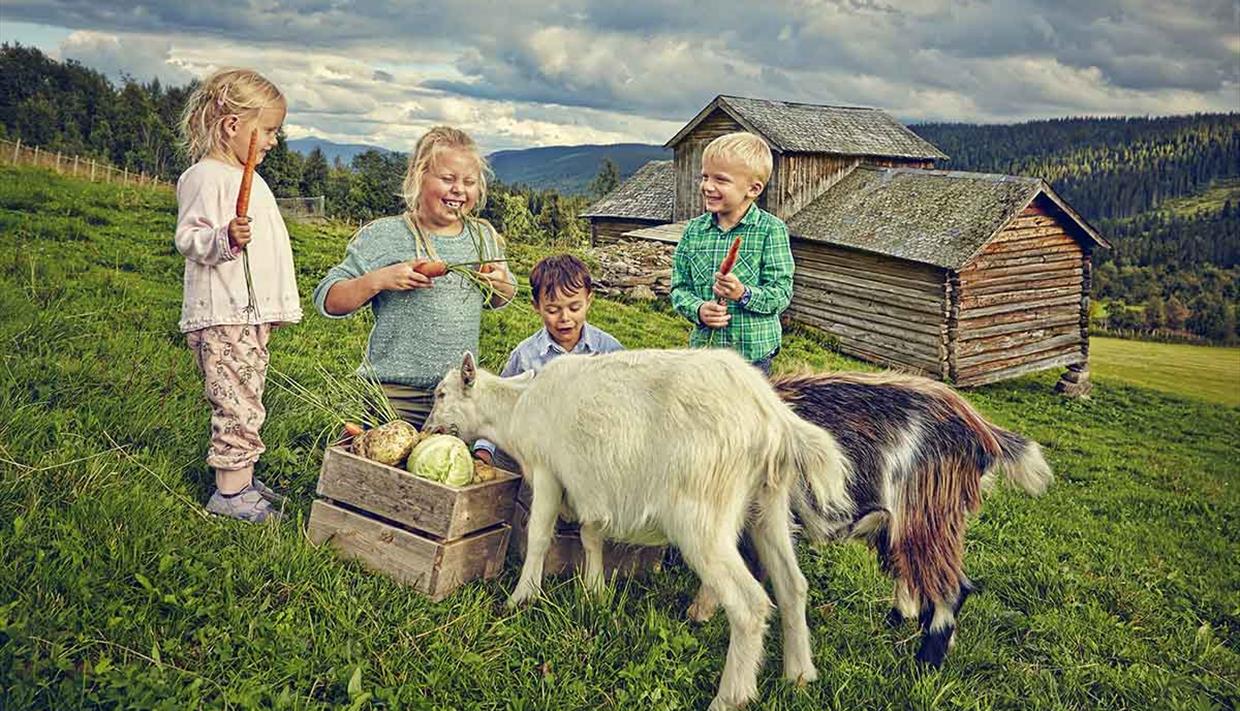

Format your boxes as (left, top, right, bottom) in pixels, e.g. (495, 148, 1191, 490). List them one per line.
(461, 351, 476, 389)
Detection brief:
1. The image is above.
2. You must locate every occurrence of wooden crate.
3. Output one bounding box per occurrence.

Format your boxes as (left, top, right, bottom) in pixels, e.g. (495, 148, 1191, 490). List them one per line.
(317, 444, 520, 540)
(510, 498, 665, 578)
(309, 442, 522, 600)
(308, 500, 510, 601)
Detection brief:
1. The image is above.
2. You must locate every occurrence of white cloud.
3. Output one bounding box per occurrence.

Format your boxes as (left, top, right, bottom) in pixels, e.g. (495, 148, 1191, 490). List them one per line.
(0, 0, 1230, 150)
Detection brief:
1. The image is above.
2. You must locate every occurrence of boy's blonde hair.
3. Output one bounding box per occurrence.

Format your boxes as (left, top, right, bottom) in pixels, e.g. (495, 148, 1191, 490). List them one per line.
(703, 132, 773, 186)
(402, 126, 491, 218)
(179, 68, 285, 162)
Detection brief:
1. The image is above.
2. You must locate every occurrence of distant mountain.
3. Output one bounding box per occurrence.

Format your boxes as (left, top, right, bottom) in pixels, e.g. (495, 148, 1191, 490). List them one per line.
(488, 143, 670, 194)
(287, 137, 393, 165)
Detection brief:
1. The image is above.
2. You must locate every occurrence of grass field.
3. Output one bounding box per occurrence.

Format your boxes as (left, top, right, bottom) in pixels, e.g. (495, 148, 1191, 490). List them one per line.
(1, 165, 1237, 709)
(1090, 337, 1240, 408)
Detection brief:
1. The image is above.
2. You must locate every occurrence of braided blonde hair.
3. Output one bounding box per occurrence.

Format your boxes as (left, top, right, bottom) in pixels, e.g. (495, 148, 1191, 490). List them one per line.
(179, 68, 285, 162)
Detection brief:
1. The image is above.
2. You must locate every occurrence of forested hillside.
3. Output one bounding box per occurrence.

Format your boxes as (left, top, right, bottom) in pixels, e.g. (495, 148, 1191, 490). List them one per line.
(1, 43, 1236, 340)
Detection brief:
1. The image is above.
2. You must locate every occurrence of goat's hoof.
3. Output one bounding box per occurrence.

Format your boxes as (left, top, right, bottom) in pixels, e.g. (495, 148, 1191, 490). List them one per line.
(687, 598, 719, 623)
(885, 607, 906, 628)
(785, 663, 818, 686)
(707, 696, 747, 711)
(506, 586, 541, 608)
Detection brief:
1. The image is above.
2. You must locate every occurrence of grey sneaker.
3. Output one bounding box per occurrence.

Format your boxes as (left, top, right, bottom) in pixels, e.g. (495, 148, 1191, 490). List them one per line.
(206, 486, 283, 523)
(251, 478, 287, 505)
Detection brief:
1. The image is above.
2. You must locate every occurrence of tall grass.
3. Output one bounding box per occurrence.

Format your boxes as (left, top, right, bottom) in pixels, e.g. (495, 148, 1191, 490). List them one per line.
(1, 165, 1237, 709)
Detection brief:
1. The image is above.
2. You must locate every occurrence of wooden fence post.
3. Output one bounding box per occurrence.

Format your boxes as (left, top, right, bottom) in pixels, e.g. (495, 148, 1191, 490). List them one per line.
(11, 138, 19, 164)
(33, 145, 39, 167)
(90, 159, 97, 181)
(56, 151, 62, 172)
(73, 154, 79, 176)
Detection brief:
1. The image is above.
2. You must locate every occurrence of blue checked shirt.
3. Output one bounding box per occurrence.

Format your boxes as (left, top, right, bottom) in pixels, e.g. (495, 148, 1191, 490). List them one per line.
(669, 203, 795, 362)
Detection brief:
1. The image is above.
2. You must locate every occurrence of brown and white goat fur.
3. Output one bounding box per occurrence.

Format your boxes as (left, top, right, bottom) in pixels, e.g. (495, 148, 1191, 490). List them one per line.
(424, 349, 851, 711)
(690, 371, 1052, 667)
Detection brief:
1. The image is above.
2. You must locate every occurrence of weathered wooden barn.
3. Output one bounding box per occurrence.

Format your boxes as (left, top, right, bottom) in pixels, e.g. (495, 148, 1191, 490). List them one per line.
(585, 95, 1107, 389)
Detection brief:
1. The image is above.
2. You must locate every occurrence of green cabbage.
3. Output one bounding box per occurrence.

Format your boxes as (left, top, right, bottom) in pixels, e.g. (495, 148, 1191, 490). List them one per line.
(407, 434, 473, 487)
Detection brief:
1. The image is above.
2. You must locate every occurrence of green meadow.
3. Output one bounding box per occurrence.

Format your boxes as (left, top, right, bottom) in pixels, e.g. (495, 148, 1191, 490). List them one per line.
(1, 165, 1236, 709)
(1090, 337, 1240, 408)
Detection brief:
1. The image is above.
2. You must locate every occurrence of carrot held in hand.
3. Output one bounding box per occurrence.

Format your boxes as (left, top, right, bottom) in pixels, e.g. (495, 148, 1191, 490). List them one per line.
(716, 235, 743, 306)
(236, 129, 259, 219)
(235, 128, 260, 318)
(412, 260, 448, 278)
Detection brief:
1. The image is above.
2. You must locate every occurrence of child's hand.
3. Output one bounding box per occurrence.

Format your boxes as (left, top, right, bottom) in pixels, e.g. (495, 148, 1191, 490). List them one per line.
(712, 271, 745, 301)
(698, 301, 731, 328)
(473, 448, 493, 465)
(478, 264, 516, 303)
(369, 261, 433, 292)
(228, 216, 252, 252)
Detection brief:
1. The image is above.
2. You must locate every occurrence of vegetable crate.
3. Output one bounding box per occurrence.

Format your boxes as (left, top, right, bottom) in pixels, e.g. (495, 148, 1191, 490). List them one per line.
(308, 443, 521, 601)
(509, 481, 666, 578)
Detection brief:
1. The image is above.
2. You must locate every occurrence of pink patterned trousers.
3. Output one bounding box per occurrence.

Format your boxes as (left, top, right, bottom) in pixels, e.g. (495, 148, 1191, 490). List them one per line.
(186, 324, 272, 471)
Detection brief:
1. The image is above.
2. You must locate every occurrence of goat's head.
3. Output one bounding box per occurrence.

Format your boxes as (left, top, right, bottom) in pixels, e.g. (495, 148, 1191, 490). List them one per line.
(424, 351, 487, 441)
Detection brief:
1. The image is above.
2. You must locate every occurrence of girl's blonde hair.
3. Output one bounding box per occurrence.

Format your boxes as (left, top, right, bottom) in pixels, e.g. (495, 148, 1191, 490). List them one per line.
(401, 126, 491, 218)
(180, 68, 285, 162)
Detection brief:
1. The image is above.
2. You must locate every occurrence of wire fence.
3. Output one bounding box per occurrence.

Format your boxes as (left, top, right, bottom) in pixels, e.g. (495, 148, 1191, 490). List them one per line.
(0, 137, 172, 190)
(275, 196, 327, 220)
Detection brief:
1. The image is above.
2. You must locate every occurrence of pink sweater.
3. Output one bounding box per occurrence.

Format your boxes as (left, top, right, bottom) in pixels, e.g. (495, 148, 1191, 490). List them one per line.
(174, 159, 302, 332)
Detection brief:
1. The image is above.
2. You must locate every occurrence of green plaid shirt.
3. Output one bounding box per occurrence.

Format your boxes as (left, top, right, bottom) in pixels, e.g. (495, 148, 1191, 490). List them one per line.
(670, 203, 794, 362)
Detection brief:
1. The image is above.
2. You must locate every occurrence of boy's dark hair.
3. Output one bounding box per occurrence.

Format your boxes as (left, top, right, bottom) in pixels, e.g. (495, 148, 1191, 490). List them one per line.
(529, 254, 593, 303)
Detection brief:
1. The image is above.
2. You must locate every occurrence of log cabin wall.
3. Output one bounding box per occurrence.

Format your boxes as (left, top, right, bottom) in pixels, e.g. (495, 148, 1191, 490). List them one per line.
(787, 242, 949, 377)
(591, 219, 663, 247)
(672, 111, 745, 221)
(951, 198, 1087, 386)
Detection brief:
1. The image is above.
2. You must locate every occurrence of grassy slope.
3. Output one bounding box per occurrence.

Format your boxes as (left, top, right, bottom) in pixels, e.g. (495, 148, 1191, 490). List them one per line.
(0, 166, 1236, 709)
(1090, 337, 1240, 408)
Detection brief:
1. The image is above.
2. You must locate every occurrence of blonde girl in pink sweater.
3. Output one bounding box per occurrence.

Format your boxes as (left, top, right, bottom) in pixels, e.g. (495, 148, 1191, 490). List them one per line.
(175, 68, 301, 523)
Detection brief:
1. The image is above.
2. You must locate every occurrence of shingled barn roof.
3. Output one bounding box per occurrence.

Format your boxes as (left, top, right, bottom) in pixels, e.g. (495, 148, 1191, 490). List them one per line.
(580, 160, 674, 221)
(785, 166, 1107, 269)
(665, 95, 948, 161)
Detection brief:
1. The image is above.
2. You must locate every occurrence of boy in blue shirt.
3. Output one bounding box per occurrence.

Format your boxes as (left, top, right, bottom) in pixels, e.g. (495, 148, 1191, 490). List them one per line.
(473, 254, 623, 464)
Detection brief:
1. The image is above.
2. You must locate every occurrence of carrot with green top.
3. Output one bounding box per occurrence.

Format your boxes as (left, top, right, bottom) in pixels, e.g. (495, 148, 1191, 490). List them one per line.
(235, 128, 260, 317)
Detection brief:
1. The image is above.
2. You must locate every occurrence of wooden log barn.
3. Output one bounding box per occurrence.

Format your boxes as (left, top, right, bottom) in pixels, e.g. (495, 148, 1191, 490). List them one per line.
(584, 95, 1108, 390)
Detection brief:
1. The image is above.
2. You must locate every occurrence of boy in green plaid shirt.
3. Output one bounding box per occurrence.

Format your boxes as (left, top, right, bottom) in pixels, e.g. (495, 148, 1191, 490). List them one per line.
(669, 132, 794, 375)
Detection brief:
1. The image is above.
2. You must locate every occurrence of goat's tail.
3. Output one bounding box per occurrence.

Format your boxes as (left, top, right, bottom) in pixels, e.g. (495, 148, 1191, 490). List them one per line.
(983, 427, 1053, 496)
(779, 414, 854, 541)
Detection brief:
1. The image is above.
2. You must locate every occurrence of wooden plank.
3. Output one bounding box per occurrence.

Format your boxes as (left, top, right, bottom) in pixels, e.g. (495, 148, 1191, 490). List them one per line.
(958, 312, 1081, 340)
(1002, 215, 1061, 231)
(959, 293, 1081, 319)
(788, 300, 942, 344)
(956, 350, 1084, 387)
(962, 273, 1081, 296)
(793, 312, 942, 371)
(793, 251, 945, 297)
(959, 266, 1083, 292)
(835, 341, 939, 378)
(958, 260, 1084, 281)
(979, 234, 1076, 256)
(317, 446, 520, 541)
(956, 330, 1081, 363)
(957, 303, 1079, 330)
(308, 500, 511, 601)
(956, 337, 1083, 372)
(510, 500, 665, 578)
(963, 250, 1081, 272)
(793, 268, 945, 315)
(793, 245, 944, 286)
(958, 285, 1080, 310)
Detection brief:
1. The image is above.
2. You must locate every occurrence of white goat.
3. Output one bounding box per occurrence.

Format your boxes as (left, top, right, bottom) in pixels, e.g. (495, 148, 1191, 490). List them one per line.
(425, 349, 851, 711)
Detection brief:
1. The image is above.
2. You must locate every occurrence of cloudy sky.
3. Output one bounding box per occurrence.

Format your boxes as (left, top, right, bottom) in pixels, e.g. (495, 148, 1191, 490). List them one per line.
(2, 1, 1237, 153)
